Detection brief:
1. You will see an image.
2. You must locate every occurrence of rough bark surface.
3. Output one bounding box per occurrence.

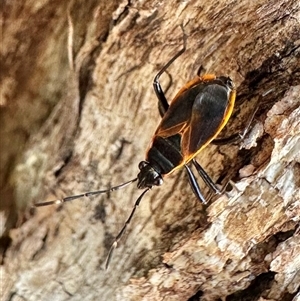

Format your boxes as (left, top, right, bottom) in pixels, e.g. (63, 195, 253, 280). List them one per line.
(1, 0, 300, 301)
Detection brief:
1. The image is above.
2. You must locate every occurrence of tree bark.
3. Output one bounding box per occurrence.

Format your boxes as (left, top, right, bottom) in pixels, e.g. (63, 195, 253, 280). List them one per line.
(1, 0, 300, 301)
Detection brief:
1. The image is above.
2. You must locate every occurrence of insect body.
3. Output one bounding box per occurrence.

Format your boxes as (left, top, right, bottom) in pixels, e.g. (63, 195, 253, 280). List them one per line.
(35, 29, 241, 269)
(138, 75, 236, 190)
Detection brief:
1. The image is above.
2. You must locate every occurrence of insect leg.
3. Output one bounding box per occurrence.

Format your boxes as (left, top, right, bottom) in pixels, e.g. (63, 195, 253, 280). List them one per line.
(195, 106, 259, 198)
(157, 70, 173, 117)
(192, 159, 221, 194)
(153, 25, 187, 116)
(184, 165, 207, 204)
(196, 65, 204, 76)
(212, 106, 259, 145)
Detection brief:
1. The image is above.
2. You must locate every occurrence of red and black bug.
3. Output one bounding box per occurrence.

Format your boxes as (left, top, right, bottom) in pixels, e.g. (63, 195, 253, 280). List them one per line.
(35, 28, 254, 268)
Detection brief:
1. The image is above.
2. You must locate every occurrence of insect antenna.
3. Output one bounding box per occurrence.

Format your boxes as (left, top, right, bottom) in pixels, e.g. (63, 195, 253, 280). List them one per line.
(105, 188, 150, 269)
(34, 178, 138, 207)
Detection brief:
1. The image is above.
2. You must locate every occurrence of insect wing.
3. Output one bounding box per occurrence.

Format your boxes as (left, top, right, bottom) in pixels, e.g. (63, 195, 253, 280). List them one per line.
(181, 83, 231, 158)
(154, 82, 235, 162)
(154, 84, 204, 137)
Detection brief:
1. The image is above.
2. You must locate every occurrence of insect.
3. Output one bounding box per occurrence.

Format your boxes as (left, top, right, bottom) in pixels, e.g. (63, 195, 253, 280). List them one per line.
(35, 27, 254, 269)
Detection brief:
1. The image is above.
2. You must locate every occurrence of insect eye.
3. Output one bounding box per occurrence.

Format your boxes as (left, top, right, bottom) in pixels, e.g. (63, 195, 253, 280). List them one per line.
(154, 177, 163, 186)
(138, 161, 148, 170)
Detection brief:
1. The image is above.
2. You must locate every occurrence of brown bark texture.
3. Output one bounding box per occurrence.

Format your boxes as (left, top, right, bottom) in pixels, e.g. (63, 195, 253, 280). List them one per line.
(1, 0, 300, 300)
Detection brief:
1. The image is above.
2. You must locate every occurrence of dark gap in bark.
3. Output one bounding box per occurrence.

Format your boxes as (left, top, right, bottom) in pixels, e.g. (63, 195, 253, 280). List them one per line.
(226, 272, 275, 301)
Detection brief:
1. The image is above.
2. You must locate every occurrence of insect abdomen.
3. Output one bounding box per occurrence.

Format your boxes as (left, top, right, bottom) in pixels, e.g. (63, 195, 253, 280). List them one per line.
(146, 134, 183, 175)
